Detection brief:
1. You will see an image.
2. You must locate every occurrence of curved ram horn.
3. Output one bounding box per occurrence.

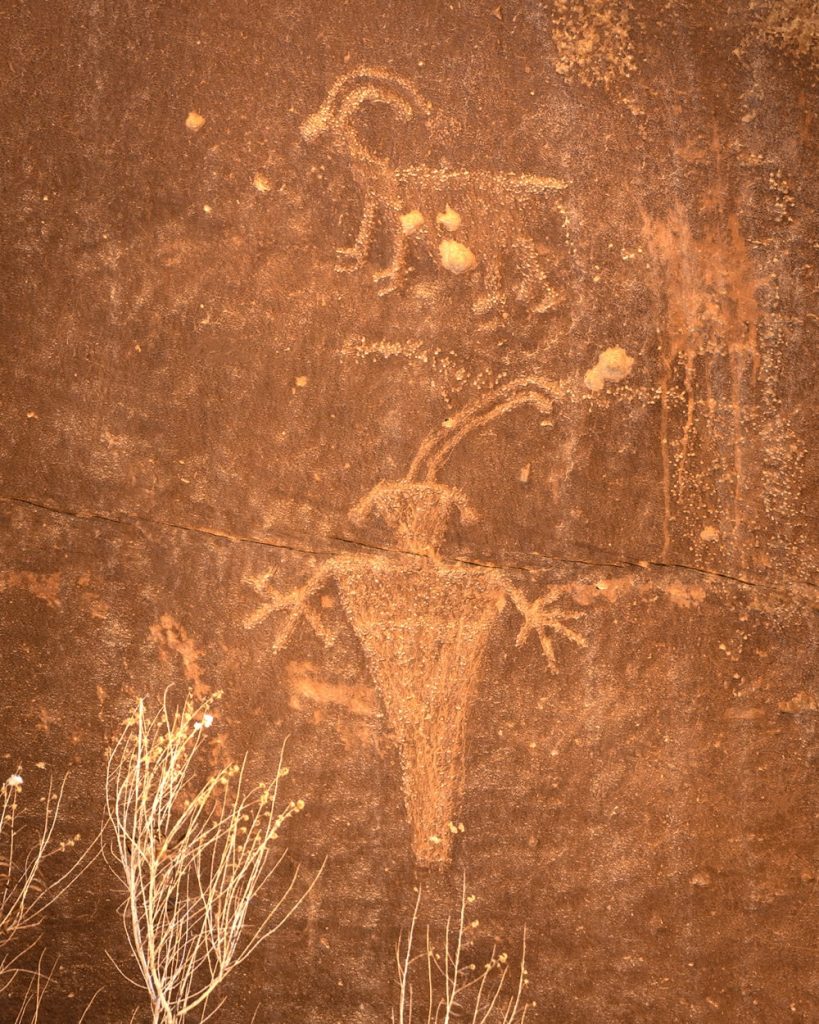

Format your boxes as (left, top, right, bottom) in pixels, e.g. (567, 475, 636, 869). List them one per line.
(301, 67, 430, 145)
(321, 66, 431, 118)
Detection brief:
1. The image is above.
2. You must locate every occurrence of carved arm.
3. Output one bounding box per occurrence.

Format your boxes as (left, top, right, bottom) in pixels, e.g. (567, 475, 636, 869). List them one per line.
(243, 565, 337, 653)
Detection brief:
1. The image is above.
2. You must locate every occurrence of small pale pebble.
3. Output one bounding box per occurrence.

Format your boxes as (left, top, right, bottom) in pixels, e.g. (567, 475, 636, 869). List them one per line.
(185, 111, 206, 132)
(439, 238, 477, 274)
(436, 205, 462, 231)
(400, 210, 425, 235)
(584, 347, 634, 391)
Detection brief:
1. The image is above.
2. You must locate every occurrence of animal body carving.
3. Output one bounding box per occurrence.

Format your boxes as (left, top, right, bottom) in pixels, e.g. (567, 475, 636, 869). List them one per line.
(246, 379, 587, 864)
(300, 68, 568, 315)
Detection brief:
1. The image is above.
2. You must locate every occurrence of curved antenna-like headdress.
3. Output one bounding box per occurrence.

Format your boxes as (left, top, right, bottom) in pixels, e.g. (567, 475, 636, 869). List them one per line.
(347, 379, 563, 554)
(406, 378, 561, 483)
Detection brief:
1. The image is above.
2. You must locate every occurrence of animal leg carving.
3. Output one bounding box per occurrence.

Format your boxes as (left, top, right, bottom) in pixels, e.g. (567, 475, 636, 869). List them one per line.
(372, 214, 409, 296)
(336, 195, 378, 272)
(515, 235, 561, 314)
(473, 254, 505, 316)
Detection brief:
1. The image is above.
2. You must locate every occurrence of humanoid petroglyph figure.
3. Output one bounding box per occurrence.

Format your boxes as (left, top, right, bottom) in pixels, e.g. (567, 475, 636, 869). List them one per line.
(246, 380, 586, 864)
(300, 68, 568, 316)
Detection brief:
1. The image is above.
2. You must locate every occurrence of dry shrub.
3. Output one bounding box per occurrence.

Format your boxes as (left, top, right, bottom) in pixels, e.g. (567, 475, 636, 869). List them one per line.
(0, 770, 94, 1021)
(395, 880, 532, 1024)
(105, 688, 318, 1024)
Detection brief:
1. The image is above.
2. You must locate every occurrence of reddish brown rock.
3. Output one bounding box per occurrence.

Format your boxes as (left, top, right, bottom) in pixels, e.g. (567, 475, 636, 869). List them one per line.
(0, 2, 816, 1023)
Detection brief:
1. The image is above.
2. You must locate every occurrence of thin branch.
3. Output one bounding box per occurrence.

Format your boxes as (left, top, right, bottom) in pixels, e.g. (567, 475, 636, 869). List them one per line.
(394, 882, 532, 1024)
(0, 770, 96, 1000)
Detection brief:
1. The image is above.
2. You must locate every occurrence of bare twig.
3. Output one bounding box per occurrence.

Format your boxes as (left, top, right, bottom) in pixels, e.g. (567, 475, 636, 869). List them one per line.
(395, 879, 532, 1024)
(8, 963, 102, 1024)
(11, 954, 56, 1024)
(0, 769, 95, 996)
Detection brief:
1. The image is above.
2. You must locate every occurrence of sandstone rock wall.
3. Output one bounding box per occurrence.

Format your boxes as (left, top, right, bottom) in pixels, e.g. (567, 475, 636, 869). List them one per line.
(0, 2, 816, 1022)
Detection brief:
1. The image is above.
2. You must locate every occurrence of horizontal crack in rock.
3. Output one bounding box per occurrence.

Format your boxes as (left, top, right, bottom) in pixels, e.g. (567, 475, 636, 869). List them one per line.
(1, 493, 815, 600)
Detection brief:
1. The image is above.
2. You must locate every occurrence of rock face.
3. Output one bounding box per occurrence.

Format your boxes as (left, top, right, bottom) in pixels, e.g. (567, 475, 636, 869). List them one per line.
(0, 2, 816, 1022)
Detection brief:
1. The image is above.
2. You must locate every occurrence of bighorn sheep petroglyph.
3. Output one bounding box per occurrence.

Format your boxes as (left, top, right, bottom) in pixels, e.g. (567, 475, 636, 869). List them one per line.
(300, 67, 568, 313)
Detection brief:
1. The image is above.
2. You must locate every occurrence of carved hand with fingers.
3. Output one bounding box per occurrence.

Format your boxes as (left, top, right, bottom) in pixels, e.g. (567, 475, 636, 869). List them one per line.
(504, 583, 587, 672)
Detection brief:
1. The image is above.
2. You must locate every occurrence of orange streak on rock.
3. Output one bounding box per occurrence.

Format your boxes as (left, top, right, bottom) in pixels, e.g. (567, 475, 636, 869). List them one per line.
(149, 614, 209, 700)
(640, 200, 766, 556)
(0, 570, 62, 608)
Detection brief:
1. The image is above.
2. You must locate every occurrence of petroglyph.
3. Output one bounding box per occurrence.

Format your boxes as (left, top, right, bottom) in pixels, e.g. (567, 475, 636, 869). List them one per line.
(282, 660, 378, 750)
(246, 379, 587, 863)
(149, 614, 209, 701)
(284, 660, 378, 719)
(300, 67, 568, 316)
(640, 204, 766, 558)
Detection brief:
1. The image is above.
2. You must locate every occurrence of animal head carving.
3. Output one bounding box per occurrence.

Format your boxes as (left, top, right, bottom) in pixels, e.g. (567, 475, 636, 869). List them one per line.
(300, 67, 432, 159)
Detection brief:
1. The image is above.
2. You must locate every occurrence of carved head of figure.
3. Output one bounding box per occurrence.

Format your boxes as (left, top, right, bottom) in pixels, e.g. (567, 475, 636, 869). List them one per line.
(349, 380, 561, 558)
(349, 481, 477, 558)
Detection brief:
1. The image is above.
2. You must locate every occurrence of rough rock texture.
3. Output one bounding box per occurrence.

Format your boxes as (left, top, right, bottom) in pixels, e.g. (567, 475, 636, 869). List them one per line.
(0, 1, 816, 1022)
